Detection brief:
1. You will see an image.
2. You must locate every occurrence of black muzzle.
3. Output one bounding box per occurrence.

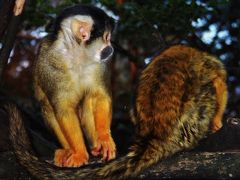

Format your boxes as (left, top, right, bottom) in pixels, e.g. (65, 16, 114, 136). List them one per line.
(100, 46, 114, 60)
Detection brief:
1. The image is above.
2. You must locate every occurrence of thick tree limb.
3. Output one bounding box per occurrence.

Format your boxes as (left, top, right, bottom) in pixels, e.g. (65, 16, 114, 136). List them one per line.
(138, 151, 240, 179)
(0, 150, 239, 179)
(0, 0, 15, 38)
(0, 0, 24, 80)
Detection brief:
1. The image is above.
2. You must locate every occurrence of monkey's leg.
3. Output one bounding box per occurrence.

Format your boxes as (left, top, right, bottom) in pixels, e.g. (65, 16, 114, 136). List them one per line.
(41, 100, 70, 149)
(35, 84, 70, 148)
(53, 101, 89, 167)
(91, 94, 116, 161)
(211, 76, 228, 132)
(81, 96, 97, 149)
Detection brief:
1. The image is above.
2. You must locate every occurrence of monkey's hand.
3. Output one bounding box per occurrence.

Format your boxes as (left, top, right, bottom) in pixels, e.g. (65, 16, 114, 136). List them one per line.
(54, 149, 89, 167)
(91, 134, 116, 161)
(211, 116, 223, 133)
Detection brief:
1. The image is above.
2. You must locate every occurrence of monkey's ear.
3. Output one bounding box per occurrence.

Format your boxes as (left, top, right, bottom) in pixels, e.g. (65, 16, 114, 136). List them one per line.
(71, 19, 92, 42)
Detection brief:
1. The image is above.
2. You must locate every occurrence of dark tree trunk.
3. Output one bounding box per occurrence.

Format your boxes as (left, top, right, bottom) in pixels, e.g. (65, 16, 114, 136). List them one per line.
(0, 0, 15, 38)
(0, 0, 23, 81)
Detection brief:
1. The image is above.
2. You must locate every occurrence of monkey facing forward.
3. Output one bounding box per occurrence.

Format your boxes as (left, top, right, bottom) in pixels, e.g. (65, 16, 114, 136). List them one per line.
(5, 4, 227, 180)
(33, 5, 116, 167)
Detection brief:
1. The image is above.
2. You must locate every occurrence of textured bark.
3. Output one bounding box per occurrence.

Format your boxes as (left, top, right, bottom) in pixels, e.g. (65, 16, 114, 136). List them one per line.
(138, 151, 240, 179)
(0, 150, 240, 179)
(0, 0, 15, 38)
(0, 0, 24, 80)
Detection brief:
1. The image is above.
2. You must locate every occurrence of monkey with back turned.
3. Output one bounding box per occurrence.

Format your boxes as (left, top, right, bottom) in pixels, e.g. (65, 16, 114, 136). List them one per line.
(5, 4, 227, 180)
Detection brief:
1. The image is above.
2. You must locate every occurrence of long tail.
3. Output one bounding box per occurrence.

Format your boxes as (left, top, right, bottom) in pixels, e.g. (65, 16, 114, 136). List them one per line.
(6, 103, 55, 179)
(93, 137, 175, 179)
(5, 103, 88, 179)
(5, 103, 178, 180)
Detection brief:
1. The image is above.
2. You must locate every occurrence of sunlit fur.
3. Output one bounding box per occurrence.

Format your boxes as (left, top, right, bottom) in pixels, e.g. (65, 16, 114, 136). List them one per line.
(32, 4, 116, 168)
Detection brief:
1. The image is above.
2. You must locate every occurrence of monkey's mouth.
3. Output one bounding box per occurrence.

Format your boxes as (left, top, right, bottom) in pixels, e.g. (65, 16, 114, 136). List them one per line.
(100, 46, 114, 61)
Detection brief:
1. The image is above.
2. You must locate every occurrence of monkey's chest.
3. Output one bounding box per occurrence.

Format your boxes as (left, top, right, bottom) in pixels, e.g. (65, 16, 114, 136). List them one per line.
(69, 63, 103, 92)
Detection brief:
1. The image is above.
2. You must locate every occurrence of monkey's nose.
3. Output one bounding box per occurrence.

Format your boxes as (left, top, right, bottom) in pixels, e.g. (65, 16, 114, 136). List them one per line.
(100, 46, 114, 60)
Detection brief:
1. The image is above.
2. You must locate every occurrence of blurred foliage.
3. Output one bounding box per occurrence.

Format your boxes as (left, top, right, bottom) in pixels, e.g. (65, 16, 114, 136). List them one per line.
(23, 0, 230, 56)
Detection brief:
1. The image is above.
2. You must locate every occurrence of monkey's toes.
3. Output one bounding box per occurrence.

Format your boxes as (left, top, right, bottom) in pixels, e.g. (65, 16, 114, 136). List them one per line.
(91, 134, 116, 161)
(54, 149, 89, 167)
(64, 152, 89, 167)
(54, 149, 71, 167)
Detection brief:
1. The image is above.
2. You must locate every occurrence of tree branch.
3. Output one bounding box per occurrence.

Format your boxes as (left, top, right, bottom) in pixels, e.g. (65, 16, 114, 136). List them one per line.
(0, 0, 24, 81)
(138, 151, 240, 179)
(0, 0, 15, 38)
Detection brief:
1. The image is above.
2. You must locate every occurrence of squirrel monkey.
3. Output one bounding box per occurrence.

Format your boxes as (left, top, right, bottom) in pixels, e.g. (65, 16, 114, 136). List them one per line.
(5, 6, 227, 179)
(33, 5, 116, 167)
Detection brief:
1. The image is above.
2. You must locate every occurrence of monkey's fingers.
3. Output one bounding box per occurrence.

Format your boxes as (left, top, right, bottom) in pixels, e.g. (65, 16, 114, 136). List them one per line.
(102, 142, 108, 161)
(91, 142, 116, 161)
(109, 148, 116, 161)
(91, 144, 101, 156)
(93, 135, 116, 161)
(54, 149, 89, 167)
(101, 141, 116, 161)
(64, 152, 89, 167)
(54, 149, 72, 167)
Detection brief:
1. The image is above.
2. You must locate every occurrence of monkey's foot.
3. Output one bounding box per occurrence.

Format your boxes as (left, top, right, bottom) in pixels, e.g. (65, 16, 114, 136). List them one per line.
(211, 117, 223, 133)
(91, 134, 116, 161)
(54, 149, 89, 167)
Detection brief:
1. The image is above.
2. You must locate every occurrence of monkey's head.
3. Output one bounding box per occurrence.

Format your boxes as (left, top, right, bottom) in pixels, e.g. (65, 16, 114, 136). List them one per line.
(54, 5, 115, 62)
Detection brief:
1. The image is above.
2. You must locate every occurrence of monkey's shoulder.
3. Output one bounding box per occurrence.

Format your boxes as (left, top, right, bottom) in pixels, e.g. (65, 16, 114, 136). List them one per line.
(148, 45, 225, 76)
(35, 35, 69, 75)
(38, 34, 56, 50)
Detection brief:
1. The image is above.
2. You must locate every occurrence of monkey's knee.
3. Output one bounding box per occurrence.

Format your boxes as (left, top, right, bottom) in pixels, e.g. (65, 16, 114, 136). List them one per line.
(53, 103, 89, 152)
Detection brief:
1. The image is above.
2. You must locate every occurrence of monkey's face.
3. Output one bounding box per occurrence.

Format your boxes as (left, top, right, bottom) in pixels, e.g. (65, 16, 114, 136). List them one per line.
(60, 13, 115, 63)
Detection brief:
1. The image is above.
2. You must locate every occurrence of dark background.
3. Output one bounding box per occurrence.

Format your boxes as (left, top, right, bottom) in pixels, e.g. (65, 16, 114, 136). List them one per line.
(0, 1, 240, 178)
